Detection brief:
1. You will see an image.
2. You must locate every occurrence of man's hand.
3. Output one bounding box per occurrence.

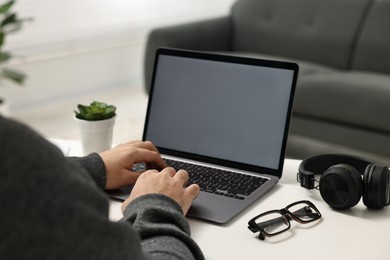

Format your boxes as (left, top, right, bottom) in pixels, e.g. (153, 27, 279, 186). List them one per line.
(122, 167, 200, 215)
(99, 140, 167, 190)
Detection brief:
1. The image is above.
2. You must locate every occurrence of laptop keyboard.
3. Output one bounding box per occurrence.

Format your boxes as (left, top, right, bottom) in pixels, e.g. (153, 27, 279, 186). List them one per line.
(165, 159, 268, 200)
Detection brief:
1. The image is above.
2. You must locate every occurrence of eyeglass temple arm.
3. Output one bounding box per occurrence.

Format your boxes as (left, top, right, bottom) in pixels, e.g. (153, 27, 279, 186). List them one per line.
(261, 217, 285, 229)
(248, 215, 288, 234)
(297, 172, 319, 189)
(291, 207, 321, 220)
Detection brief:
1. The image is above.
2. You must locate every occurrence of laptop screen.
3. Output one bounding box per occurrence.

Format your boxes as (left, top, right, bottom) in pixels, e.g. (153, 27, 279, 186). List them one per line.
(143, 48, 298, 173)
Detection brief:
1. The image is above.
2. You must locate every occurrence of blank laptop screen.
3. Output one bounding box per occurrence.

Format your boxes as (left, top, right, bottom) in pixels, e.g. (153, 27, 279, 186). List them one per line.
(144, 52, 296, 170)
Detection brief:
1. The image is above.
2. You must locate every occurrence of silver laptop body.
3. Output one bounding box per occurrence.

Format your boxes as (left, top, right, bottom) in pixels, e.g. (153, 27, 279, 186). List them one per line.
(110, 48, 298, 224)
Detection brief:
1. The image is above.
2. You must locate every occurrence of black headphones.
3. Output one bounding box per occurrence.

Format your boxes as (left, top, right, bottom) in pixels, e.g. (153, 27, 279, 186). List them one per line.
(297, 154, 390, 210)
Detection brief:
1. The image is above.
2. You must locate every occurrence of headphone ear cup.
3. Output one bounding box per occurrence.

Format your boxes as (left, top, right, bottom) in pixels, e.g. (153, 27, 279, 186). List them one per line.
(319, 164, 363, 210)
(363, 164, 390, 209)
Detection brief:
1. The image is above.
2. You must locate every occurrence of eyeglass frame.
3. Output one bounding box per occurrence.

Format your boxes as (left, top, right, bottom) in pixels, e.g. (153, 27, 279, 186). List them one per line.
(247, 200, 322, 240)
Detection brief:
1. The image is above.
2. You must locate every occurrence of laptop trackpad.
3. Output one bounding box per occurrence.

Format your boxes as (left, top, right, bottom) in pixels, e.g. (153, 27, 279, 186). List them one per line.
(188, 192, 252, 224)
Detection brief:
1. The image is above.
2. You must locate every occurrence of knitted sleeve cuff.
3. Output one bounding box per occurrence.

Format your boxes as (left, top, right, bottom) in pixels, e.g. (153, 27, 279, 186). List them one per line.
(67, 153, 107, 189)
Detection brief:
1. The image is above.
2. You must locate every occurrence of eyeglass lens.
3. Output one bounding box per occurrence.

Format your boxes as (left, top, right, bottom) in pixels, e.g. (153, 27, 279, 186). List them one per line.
(254, 212, 290, 235)
(287, 201, 320, 222)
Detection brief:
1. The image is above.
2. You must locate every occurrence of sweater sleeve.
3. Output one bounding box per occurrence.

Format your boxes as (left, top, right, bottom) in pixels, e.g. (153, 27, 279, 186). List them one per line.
(67, 153, 107, 189)
(121, 194, 205, 260)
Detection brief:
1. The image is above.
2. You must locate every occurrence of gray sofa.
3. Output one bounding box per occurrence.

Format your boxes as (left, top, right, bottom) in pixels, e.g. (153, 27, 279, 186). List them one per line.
(143, 0, 390, 165)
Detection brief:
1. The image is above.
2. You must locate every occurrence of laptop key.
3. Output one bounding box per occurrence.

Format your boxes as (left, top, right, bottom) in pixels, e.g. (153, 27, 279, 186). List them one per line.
(165, 159, 268, 199)
(228, 188, 251, 196)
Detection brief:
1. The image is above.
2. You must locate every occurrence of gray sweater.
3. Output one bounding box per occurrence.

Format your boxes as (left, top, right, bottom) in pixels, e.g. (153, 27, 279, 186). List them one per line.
(0, 116, 204, 260)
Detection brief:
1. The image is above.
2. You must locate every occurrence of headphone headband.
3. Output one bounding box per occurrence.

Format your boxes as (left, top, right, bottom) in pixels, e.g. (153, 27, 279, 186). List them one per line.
(298, 154, 376, 189)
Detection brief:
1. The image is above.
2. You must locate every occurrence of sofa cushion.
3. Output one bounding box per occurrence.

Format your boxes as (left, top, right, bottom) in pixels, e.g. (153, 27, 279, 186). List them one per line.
(287, 134, 390, 165)
(231, 0, 371, 69)
(351, 0, 390, 74)
(294, 71, 390, 133)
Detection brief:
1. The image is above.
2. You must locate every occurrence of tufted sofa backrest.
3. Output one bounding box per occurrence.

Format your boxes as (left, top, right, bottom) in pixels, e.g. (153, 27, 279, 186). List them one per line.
(231, 0, 371, 69)
(352, 0, 390, 74)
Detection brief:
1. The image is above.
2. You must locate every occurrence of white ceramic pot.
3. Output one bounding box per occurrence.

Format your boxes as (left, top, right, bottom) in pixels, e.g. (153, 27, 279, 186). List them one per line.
(74, 115, 116, 155)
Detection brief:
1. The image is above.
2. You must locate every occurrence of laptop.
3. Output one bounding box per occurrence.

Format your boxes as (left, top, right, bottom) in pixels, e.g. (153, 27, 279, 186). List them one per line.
(109, 48, 298, 224)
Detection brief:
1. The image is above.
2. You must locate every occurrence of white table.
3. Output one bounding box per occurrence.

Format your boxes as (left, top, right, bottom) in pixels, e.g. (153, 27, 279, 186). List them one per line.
(65, 140, 390, 260)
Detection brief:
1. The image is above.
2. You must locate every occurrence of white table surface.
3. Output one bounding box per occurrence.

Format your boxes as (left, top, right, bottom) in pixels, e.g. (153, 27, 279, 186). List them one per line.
(63, 139, 390, 260)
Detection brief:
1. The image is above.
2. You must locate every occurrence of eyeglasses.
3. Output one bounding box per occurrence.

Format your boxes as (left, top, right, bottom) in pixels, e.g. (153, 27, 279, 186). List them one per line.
(247, 200, 322, 240)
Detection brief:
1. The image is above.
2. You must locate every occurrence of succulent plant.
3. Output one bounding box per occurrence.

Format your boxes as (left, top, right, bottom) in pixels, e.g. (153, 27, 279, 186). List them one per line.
(74, 101, 116, 121)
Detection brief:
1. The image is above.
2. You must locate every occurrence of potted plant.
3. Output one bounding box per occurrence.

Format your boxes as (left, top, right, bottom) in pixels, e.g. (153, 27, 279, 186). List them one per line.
(74, 101, 117, 155)
(0, 0, 32, 109)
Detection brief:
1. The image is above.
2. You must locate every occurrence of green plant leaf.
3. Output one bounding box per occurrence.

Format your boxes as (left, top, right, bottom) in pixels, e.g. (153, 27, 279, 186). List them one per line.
(0, 32, 4, 46)
(1, 68, 26, 84)
(0, 0, 30, 106)
(0, 1, 14, 14)
(0, 51, 11, 62)
(1, 17, 32, 34)
(75, 101, 116, 121)
(2, 21, 21, 33)
(1, 13, 17, 27)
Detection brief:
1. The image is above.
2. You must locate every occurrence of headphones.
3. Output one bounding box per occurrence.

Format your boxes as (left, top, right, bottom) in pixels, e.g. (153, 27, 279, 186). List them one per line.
(297, 154, 390, 210)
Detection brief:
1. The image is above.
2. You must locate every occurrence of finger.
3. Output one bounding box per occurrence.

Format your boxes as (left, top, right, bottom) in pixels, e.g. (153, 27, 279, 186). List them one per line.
(120, 169, 143, 184)
(135, 169, 159, 182)
(186, 183, 200, 198)
(140, 149, 167, 170)
(161, 167, 176, 177)
(174, 169, 189, 184)
(131, 148, 167, 170)
(123, 140, 142, 145)
(137, 142, 168, 168)
(113, 140, 143, 150)
(119, 140, 163, 159)
(145, 160, 168, 171)
(130, 140, 160, 153)
(182, 184, 200, 215)
(127, 141, 167, 170)
(146, 169, 160, 173)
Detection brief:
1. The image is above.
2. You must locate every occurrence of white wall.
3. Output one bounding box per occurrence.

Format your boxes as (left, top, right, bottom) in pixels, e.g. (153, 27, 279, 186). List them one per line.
(4, 43, 143, 112)
(2, 0, 236, 114)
